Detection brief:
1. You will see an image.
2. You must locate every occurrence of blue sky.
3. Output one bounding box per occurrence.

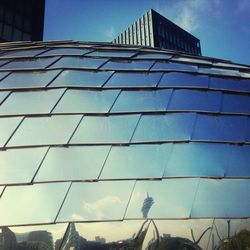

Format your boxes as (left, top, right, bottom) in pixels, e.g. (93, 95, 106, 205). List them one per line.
(44, 0, 250, 65)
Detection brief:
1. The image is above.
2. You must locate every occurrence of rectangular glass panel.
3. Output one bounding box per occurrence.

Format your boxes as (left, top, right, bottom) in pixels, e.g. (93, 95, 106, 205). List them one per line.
(159, 72, 209, 88)
(0, 117, 23, 147)
(171, 56, 212, 65)
(35, 146, 111, 182)
(101, 60, 154, 71)
(0, 71, 10, 81)
(198, 67, 240, 77)
(49, 69, 113, 88)
(53, 90, 119, 114)
(125, 179, 199, 219)
(164, 142, 228, 177)
(104, 72, 162, 88)
(135, 52, 172, 59)
(0, 70, 61, 89)
(0, 60, 11, 67)
(168, 89, 222, 112)
(70, 115, 140, 144)
(100, 143, 172, 179)
(39, 48, 92, 56)
(0, 147, 48, 185)
(1, 57, 59, 70)
(151, 61, 198, 72)
(49, 57, 107, 69)
(88, 50, 136, 58)
(222, 93, 250, 115)
(0, 49, 46, 58)
(57, 181, 135, 221)
(0, 91, 9, 104)
(7, 115, 82, 147)
(192, 114, 248, 142)
(210, 77, 250, 93)
(0, 183, 69, 225)
(0, 89, 65, 115)
(132, 113, 196, 142)
(111, 89, 172, 112)
(191, 179, 250, 218)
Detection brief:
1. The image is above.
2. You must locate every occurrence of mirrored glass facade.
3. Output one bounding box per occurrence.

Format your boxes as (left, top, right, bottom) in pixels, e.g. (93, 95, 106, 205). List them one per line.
(0, 40, 249, 250)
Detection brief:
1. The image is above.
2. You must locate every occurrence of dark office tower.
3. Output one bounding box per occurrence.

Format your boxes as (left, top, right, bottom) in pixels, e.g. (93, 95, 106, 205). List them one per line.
(0, 0, 45, 42)
(113, 9, 201, 56)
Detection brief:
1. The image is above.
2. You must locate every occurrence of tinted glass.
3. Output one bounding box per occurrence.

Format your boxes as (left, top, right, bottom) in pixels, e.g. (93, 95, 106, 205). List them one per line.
(151, 61, 198, 72)
(172, 56, 212, 65)
(101, 60, 154, 70)
(198, 67, 240, 77)
(0, 49, 45, 58)
(0, 91, 9, 104)
(39, 48, 92, 56)
(88, 50, 136, 58)
(135, 52, 172, 59)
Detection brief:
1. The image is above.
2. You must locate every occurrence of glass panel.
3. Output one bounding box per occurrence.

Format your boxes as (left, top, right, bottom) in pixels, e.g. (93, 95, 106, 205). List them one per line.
(213, 61, 249, 69)
(0, 60, 11, 67)
(101, 60, 154, 70)
(0, 147, 48, 185)
(0, 183, 70, 226)
(191, 179, 250, 218)
(0, 71, 10, 80)
(164, 142, 228, 177)
(135, 52, 172, 59)
(35, 146, 111, 182)
(0, 91, 9, 104)
(100, 143, 173, 179)
(172, 56, 212, 64)
(0, 49, 45, 58)
(198, 67, 240, 77)
(104, 72, 162, 88)
(210, 77, 250, 93)
(7, 115, 82, 147)
(192, 114, 248, 142)
(88, 50, 136, 58)
(1, 223, 68, 250)
(0, 117, 23, 147)
(49, 69, 113, 87)
(151, 61, 198, 72)
(222, 93, 250, 114)
(168, 89, 222, 112)
(0, 89, 65, 115)
(57, 181, 135, 221)
(49, 57, 107, 69)
(39, 48, 92, 56)
(53, 90, 119, 114)
(125, 179, 199, 219)
(159, 72, 209, 88)
(0, 70, 61, 89)
(132, 113, 196, 142)
(1, 57, 59, 70)
(70, 115, 140, 144)
(111, 89, 172, 112)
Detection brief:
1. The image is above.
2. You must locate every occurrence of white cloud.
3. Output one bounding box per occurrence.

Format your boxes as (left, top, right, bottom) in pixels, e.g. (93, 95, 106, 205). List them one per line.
(104, 26, 115, 40)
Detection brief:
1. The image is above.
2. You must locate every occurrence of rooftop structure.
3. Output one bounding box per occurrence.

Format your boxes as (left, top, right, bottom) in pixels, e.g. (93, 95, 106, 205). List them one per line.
(0, 40, 249, 249)
(113, 9, 201, 56)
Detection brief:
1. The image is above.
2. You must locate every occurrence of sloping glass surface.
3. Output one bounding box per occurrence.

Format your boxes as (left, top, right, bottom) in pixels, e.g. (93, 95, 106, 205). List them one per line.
(49, 69, 113, 87)
(100, 144, 172, 179)
(222, 93, 250, 114)
(151, 61, 198, 72)
(172, 56, 212, 65)
(192, 114, 247, 142)
(104, 72, 162, 88)
(135, 52, 172, 59)
(39, 48, 92, 56)
(0, 49, 45, 58)
(111, 89, 172, 112)
(0, 147, 48, 185)
(0, 89, 65, 115)
(3, 223, 68, 250)
(210, 77, 250, 93)
(247, 118, 250, 142)
(0, 117, 23, 147)
(199, 67, 240, 77)
(0, 70, 61, 89)
(88, 50, 136, 58)
(101, 60, 154, 70)
(132, 113, 196, 142)
(159, 72, 209, 88)
(0, 71, 10, 81)
(53, 90, 119, 114)
(0, 60, 10, 67)
(35, 146, 111, 182)
(168, 89, 222, 112)
(213, 61, 249, 69)
(125, 179, 199, 219)
(57, 181, 135, 221)
(0, 91, 9, 104)
(1, 57, 59, 70)
(7, 115, 82, 147)
(164, 142, 227, 177)
(191, 179, 250, 218)
(0, 183, 69, 226)
(49, 57, 107, 69)
(70, 115, 139, 144)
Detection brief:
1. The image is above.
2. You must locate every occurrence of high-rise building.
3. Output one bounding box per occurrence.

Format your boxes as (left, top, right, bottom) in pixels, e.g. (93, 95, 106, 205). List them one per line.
(113, 9, 201, 56)
(0, 0, 45, 42)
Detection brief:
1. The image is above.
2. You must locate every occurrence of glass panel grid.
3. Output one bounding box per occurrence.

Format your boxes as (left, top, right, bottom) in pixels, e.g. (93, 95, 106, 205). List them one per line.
(0, 49, 46, 58)
(87, 50, 136, 58)
(38, 48, 93, 57)
(151, 61, 198, 72)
